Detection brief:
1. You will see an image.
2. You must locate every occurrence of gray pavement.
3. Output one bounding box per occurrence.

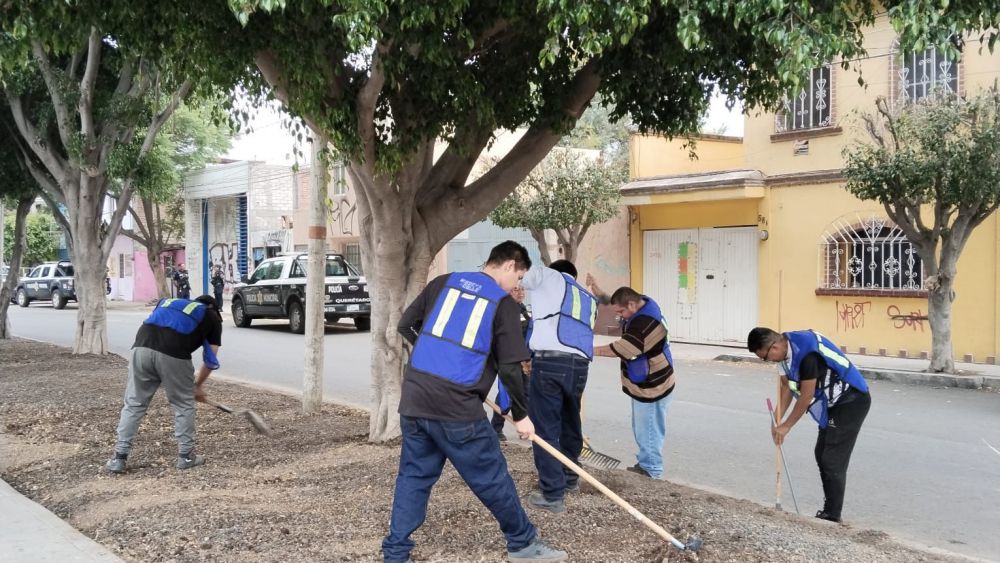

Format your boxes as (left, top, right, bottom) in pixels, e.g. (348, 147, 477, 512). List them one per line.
(0, 480, 122, 562)
(4, 302, 1000, 561)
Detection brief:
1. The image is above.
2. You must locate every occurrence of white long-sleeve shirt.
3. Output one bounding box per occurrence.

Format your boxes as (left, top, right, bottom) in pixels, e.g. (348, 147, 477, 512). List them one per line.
(521, 265, 589, 359)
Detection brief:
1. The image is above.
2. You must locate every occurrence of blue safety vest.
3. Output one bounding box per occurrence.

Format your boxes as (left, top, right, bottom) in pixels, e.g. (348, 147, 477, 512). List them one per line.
(410, 272, 508, 385)
(783, 330, 868, 428)
(621, 296, 673, 383)
(144, 298, 220, 370)
(551, 273, 597, 359)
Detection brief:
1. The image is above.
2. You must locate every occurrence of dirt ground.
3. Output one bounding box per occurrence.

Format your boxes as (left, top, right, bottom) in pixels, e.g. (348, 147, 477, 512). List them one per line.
(0, 338, 964, 563)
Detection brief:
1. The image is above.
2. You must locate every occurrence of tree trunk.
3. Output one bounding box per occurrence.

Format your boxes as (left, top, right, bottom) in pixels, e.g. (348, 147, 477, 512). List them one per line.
(926, 246, 959, 372)
(69, 177, 111, 355)
(0, 196, 34, 339)
(303, 135, 329, 414)
(146, 240, 171, 299)
(529, 228, 552, 266)
(356, 181, 434, 442)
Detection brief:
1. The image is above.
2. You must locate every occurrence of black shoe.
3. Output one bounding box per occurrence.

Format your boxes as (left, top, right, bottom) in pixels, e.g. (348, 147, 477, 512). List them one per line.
(626, 463, 652, 478)
(497, 432, 507, 442)
(565, 481, 579, 494)
(815, 510, 842, 523)
(527, 491, 566, 514)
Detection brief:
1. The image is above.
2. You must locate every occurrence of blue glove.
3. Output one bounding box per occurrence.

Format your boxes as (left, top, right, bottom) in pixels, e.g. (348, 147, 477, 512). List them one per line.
(202, 339, 220, 370)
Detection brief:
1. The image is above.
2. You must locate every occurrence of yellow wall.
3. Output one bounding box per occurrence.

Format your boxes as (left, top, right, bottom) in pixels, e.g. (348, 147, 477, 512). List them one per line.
(630, 134, 744, 178)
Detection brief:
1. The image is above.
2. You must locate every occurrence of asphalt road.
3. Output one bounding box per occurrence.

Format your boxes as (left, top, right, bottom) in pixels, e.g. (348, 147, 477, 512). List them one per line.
(7, 304, 1000, 561)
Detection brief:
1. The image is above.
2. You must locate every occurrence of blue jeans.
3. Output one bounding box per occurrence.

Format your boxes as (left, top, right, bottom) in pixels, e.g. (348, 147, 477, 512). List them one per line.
(528, 353, 589, 500)
(631, 393, 674, 479)
(382, 415, 536, 563)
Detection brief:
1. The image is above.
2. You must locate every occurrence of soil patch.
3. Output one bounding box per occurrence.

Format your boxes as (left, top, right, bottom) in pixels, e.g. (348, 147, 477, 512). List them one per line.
(0, 338, 961, 562)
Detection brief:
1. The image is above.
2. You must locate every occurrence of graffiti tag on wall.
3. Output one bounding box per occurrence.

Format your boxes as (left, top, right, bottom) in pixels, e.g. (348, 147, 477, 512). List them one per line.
(887, 304, 927, 331)
(330, 197, 357, 236)
(209, 242, 240, 289)
(836, 300, 871, 332)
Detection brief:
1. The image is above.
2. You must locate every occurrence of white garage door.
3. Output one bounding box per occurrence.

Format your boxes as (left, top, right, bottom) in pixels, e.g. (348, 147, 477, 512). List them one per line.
(642, 227, 758, 344)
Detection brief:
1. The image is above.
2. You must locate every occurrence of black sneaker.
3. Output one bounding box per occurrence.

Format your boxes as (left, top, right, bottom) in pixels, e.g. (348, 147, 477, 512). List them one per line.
(176, 452, 205, 470)
(626, 463, 652, 478)
(105, 455, 127, 474)
(815, 510, 842, 523)
(497, 432, 508, 442)
(508, 538, 567, 562)
(565, 481, 580, 494)
(527, 491, 565, 514)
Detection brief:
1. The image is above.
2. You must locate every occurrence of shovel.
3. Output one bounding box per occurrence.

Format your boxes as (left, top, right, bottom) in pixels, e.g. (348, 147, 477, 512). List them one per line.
(203, 398, 273, 435)
(486, 399, 702, 553)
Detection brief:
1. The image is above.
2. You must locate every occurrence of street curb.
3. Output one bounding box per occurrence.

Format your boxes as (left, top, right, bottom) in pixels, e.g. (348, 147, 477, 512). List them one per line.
(712, 354, 1000, 391)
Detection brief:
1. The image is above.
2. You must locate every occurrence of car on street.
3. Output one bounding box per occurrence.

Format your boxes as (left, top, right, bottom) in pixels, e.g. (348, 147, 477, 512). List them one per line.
(231, 252, 371, 333)
(13, 260, 77, 309)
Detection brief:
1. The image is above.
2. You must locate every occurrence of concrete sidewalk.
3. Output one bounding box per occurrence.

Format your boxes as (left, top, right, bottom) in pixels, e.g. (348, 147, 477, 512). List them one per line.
(0, 479, 122, 562)
(596, 335, 1000, 391)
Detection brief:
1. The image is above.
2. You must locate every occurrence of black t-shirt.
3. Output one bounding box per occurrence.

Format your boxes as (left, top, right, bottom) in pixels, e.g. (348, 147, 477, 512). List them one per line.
(133, 306, 223, 360)
(796, 351, 862, 406)
(398, 274, 530, 422)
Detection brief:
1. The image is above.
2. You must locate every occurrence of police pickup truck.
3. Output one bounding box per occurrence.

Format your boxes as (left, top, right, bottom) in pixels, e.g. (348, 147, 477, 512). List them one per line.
(231, 252, 371, 333)
(13, 260, 76, 309)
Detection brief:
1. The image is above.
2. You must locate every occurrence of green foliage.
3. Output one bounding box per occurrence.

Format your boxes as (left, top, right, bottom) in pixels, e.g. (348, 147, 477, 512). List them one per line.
(490, 150, 624, 233)
(120, 102, 234, 204)
(844, 90, 1000, 216)
(3, 211, 58, 267)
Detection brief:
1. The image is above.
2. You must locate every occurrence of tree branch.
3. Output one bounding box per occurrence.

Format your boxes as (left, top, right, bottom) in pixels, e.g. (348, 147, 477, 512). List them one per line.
(31, 40, 73, 147)
(79, 27, 103, 145)
(6, 94, 68, 186)
(426, 60, 602, 249)
(357, 42, 389, 178)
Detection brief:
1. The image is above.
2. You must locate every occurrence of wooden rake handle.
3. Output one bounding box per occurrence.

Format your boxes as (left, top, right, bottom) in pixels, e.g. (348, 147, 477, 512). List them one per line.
(485, 399, 687, 550)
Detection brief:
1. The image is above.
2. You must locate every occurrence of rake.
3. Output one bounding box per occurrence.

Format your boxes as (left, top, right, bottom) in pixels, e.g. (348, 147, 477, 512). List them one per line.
(486, 399, 702, 553)
(581, 436, 621, 470)
(204, 398, 273, 435)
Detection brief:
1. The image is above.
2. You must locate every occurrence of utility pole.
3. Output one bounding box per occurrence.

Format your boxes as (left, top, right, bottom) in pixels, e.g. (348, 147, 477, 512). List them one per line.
(303, 132, 329, 414)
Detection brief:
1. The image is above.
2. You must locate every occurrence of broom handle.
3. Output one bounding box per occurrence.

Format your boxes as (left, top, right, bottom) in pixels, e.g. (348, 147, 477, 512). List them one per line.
(202, 398, 234, 414)
(773, 376, 784, 507)
(485, 399, 686, 550)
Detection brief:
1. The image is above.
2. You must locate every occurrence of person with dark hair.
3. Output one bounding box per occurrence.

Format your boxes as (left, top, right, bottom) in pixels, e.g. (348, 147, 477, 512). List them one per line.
(383, 240, 567, 563)
(747, 326, 872, 523)
(491, 284, 532, 440)
(519, 258, 596, 514)
(105, 295, 222, 474)
(588, 277, 675, 480)
(211, 264, 226, 310)
(173, 263, 191, 299)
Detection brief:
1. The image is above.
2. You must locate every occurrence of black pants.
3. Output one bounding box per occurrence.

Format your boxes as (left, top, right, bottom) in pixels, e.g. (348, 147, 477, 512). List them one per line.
(815, 391, 871, 519)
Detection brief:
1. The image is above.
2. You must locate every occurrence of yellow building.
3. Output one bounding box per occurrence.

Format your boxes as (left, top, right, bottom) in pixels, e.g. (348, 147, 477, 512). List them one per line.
(625, 18, 1000, 362)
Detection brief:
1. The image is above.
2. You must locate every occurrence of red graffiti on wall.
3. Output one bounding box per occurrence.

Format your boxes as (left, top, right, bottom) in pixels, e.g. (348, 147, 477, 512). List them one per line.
(887, 304, 927, 331)
(836, 301, 872, 332)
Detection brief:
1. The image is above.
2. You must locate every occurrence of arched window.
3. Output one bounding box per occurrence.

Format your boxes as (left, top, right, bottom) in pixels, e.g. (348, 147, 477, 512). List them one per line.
(819, 214, 923, 291)
(893, 41, 960, 105)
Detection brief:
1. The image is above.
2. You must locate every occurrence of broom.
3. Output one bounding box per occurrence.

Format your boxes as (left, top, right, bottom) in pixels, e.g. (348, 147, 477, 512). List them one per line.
(203, 398, 273, 435)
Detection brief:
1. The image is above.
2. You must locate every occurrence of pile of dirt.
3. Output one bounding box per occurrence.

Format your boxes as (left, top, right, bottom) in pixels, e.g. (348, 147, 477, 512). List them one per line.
(0, 339, 960, 562)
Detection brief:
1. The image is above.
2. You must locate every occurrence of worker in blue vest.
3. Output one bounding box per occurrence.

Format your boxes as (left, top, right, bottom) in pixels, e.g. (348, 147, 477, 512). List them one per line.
(491, 284, 533, 441)
(105, 295, 222, 474)
(748, 327, 872, 523)
(520, 259, 596, 514)
(382, 241, 567, 563)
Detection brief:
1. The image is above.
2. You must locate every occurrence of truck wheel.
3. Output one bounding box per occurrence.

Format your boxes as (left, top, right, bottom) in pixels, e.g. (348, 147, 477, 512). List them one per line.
(288, 301, 305, 334)
(232, 298, 253, 328)
(52, 289, 67, 309)
(354, 316, 371, 331)
(16, 289, 29, 307)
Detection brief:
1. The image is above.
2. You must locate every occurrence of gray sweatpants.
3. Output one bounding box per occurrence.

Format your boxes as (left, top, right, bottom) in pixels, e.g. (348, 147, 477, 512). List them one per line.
(114, 347, 197, 456)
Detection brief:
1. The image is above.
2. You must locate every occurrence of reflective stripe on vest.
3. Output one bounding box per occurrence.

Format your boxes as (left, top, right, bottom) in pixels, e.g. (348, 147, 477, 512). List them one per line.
(410, 272, 509, 386)
(785, 329, 868, 428)
(555, 274, 597, 359)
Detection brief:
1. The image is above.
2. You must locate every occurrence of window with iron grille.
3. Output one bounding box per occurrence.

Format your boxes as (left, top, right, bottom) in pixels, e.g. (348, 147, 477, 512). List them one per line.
(776, 66, 832, 132)
(344, 243, 363, 274)
(896, 45, 959, 104)
(819, 214, 924, 291)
